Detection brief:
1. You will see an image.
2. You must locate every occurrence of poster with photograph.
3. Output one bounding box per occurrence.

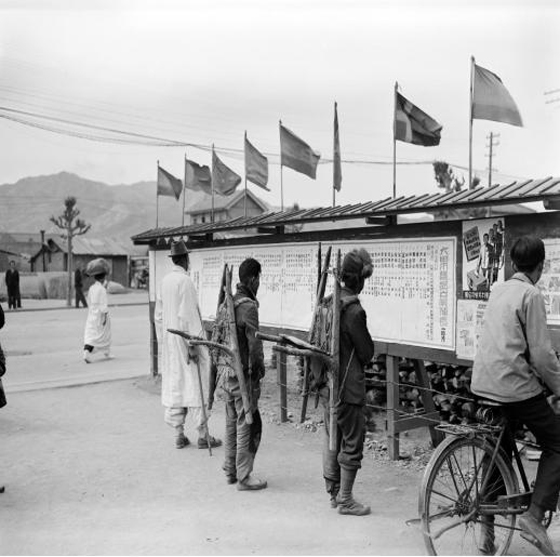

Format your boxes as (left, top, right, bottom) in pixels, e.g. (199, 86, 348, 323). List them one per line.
(462, 218, 506, 300)
(539, 239, 560, 326)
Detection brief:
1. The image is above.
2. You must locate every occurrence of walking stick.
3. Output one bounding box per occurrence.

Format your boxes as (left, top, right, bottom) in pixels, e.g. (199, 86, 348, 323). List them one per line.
(329, 250, 342, 452)
(194, 355, 214, 457)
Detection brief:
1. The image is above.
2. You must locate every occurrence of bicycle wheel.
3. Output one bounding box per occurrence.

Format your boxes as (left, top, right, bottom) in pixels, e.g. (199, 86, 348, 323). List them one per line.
(419, 435, 519, 555)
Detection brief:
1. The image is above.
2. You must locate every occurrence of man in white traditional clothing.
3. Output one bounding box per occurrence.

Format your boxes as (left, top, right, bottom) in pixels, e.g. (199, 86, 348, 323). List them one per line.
(83, 258, 113, 363)
(155, 240, 222, 450)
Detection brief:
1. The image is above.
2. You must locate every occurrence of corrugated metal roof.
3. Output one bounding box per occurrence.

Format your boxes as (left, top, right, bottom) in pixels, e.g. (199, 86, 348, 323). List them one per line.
(132, 177, 560, 243)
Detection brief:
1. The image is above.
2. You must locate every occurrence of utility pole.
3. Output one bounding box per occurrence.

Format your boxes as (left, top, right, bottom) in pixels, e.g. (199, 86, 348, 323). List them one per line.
(485, 132, 500, 187)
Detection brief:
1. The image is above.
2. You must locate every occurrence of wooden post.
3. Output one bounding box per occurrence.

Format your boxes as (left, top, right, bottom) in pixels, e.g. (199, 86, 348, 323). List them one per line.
(277, 349, 288, 422)
(386, 355, 400, 460)
(413, 359, 445, 448)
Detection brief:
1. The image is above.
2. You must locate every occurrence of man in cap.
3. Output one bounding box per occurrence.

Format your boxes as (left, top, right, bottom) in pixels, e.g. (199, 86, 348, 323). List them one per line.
(322, 247, 375, 515)
(223, 257, 267, 491)
(155, 240, 221, 450)
(472, 235, 560, 555)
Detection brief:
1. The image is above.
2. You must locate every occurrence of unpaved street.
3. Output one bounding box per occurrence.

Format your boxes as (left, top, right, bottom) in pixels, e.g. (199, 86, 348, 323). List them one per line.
(0, 300, 552, 555)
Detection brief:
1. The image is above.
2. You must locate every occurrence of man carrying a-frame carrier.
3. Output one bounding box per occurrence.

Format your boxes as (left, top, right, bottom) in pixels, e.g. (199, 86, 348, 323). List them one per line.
(222, 258, 268, 491)
(321, 248, 375, 515)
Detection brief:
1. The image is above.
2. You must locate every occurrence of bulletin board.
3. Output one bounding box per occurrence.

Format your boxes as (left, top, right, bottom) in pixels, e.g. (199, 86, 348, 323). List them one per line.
(161, 237, 458, 351)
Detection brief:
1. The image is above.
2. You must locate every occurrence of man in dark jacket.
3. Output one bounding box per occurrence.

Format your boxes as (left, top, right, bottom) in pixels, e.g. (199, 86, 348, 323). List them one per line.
(223, 258, 267, 491)
(0, 300, 6, 494)
(322, 248, 375, 516)
(74, 265, 88, 308)
(5, 260, 21, 310)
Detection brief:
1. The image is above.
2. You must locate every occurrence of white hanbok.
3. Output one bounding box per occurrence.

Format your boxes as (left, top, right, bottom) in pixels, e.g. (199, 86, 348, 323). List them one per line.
(83, 281, 111, 351)
(154, 265, 210, 409)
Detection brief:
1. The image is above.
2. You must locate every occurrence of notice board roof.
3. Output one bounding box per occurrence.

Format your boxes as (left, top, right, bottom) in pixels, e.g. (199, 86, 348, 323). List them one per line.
(132, 176, 560, 244)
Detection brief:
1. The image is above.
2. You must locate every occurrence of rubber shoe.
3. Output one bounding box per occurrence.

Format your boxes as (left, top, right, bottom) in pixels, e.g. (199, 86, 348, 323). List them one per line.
(330, 496, 338, 509)
(337, 497, 371, 516)
(197, 436, 222, 449)
(83, 350, 91, 364)
(237, 476, 267, 491)
(519, 512, 555, 555)
(226, 475, 237, 485)
(175, 435, 190, 449)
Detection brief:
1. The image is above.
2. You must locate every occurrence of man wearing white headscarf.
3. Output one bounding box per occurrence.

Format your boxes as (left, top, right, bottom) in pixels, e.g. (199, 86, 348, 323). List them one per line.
(155, 240, 222, 450)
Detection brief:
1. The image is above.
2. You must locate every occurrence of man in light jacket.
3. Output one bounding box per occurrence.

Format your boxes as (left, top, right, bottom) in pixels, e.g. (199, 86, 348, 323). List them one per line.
(155, 240, 222, 450)
(472, 235, 560, 555)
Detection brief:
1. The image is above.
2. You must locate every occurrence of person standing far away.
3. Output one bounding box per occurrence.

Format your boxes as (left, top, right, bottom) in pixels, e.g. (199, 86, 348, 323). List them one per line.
(82, 258, 113, 363)
(154, 240, 222, 451)
(5, 260, 21, 310)
(0, 299, 6, 493)
(471, 235, 560, 555)
(322, 248, 375, 516)
(74, 264, 88, 308)
(223, 258, 268, 491)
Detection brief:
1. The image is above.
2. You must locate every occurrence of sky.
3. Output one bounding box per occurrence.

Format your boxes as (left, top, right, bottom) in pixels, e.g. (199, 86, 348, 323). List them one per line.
(0, 0, 559, 211)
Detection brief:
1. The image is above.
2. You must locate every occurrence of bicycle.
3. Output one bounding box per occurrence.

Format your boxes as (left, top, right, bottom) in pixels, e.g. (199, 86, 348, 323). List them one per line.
(418, 399, 553, 555)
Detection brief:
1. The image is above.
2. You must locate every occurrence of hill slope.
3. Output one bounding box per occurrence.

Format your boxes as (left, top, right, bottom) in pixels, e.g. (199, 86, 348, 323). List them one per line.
(0, 172, 207, 241)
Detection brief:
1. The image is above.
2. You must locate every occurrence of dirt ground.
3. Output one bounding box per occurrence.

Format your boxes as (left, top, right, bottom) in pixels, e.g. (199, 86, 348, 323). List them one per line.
(0, 300, 557, 555)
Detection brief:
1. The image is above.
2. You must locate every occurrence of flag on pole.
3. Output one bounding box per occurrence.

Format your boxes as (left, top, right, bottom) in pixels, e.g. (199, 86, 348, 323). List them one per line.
(185, 159, 212, 194)
(279, 123, 321, 179)
(212, 150, 242, 195)
(333, 102, 342, 192)
(472, 63, 523, 127)
(395, 92, 442, 146)
(157, 165, 183, 200)
(245, 134, 270, 190)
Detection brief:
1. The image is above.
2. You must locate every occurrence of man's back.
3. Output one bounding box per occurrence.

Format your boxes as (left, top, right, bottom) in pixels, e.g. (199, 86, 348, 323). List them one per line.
(472, 272, 560, 402)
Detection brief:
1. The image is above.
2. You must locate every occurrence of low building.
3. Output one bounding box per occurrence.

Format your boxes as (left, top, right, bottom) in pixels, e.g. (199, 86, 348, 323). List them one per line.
(30, 236, 132, 286)
(187, 189, 269, 224)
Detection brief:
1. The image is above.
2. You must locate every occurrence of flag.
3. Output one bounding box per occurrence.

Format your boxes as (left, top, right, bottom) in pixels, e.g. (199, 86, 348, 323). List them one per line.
(212, 150, 242, 195)
(185, 159, 212, 194)
(245, 134, 269, 190)
(395, 92, 442, 146)
(157, 165, 183, 200)
(473, 63, 523, 127)
(333, 102, 342, 192)
(279, 123, 321, 179)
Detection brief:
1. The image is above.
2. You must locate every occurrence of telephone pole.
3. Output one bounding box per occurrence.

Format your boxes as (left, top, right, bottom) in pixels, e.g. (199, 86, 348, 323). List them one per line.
(485, 132, 500, 188)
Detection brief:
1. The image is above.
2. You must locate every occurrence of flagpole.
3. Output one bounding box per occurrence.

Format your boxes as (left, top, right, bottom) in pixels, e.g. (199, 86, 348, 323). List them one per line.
(182, 153, 187, 228)
(244, 131, 248, 218)
(156, 160, 160, 229)
(393, 82, 398, 199)
(333, 102, 336, 208)
(211, 144, 215, 223)
(469, 56, 475, 190)
(279, 120, 284, 212)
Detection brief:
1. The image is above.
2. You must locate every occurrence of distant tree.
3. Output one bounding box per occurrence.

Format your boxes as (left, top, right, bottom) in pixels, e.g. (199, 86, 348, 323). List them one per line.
(433, 161, 483, 220)
(50, 197, 91, 307)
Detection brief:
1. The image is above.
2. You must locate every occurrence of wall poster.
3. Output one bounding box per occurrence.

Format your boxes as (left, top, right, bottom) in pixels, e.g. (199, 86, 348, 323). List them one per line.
(456, 299, 487, 360)
(462, 218, 506, 300)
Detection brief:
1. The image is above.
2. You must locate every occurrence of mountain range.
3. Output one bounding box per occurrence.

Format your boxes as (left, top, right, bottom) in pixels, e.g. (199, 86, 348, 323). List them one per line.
(0, 172, 209, 243)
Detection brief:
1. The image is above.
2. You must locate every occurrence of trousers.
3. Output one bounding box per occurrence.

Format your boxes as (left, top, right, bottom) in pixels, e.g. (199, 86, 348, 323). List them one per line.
(321, 389, 365, 496)
(164, 406, 209, 437)
(502, 393, 560, 511)
(223, 375, 262, 482)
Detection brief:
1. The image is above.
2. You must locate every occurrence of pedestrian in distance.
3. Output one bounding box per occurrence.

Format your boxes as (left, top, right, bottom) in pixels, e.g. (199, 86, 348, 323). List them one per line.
(472, 235, 560, 555)
(223, 258, 268, 491)
(321, 248, 375, 516)
(74, 264, 88, 308)
(154, 240, 222, 451)
(0, 299, 7, 494)
(83, 258, 113, 363)
(4, 260, 21, 310)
